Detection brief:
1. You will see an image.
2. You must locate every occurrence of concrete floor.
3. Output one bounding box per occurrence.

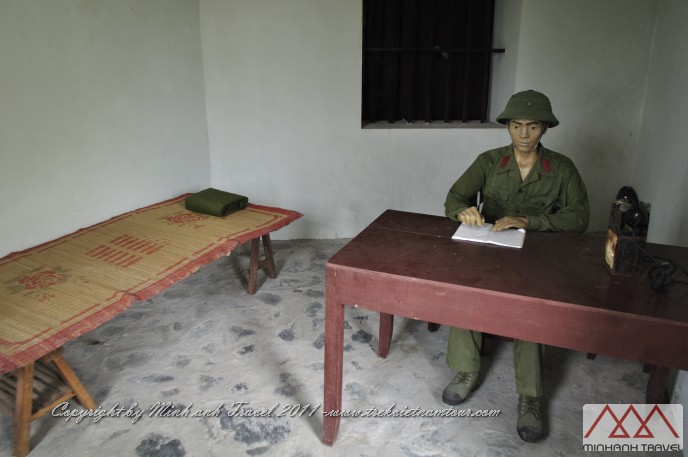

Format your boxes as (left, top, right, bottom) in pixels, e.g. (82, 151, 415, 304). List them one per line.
(0, 239, 681, 457)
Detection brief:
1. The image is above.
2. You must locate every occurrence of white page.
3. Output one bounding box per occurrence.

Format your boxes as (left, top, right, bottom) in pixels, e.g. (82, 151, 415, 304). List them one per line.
(451, 223, 525, 249)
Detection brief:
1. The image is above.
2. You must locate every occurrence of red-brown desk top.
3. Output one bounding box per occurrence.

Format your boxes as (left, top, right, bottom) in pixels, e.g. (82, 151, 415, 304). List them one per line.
(327, 209, 688, 370)
(323, 210, 688, 445)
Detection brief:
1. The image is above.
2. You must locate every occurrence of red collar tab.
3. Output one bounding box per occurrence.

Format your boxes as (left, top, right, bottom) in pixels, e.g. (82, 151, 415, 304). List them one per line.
(500, 155, 510, 168)
(541, 158, 551, 172)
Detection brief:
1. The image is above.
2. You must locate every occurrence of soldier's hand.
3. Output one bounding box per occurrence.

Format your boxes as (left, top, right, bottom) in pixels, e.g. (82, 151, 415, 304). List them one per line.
(458, 207, 485, 226)
(492, 216, 528, 231)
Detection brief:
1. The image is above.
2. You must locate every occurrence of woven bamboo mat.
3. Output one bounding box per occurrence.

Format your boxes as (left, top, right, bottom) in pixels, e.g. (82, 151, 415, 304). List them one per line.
(0, 195, 302, 373)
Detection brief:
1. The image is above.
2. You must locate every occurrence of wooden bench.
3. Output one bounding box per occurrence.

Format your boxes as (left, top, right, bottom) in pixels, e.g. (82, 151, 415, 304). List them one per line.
(0, 195, 301, 456)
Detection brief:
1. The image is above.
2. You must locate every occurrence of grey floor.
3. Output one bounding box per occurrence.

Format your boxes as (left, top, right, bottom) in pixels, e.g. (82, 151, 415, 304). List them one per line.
(0, 239, 681, 457)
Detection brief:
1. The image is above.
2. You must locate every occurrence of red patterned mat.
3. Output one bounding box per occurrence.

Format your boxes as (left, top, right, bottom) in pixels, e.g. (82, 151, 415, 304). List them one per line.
(0, 195, 302, 372)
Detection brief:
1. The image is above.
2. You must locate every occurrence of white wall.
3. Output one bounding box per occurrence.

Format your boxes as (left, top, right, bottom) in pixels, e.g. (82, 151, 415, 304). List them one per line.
(200, 0, 513, 240)
(629, 0, 688, 444)
(514, 0, 658, 232)
(488, 0, 522, 121)
(2, 0, 662, 248)
(632, 0, 688, 248)
(201, 0, 658, 240)
(0, 0, 210, 257)
(200, 0, 506, 240)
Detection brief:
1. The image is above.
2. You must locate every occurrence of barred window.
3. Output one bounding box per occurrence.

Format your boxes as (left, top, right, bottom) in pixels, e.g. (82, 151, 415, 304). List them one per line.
(362, 0, 504, 125)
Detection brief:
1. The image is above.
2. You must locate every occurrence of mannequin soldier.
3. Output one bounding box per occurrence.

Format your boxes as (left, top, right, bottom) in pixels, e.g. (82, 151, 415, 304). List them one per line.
(443, 90, 589, 442)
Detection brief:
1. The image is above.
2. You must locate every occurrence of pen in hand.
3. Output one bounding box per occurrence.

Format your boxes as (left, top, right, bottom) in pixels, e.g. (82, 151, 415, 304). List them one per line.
(458, 206, 485, 227)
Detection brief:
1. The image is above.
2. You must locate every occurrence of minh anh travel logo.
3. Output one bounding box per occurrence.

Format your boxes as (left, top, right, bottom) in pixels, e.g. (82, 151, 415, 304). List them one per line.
(583, 404, 683, 452)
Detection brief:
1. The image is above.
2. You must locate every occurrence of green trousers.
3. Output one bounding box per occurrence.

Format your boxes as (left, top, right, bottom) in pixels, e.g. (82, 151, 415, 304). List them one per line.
(446, 327, 543, 397)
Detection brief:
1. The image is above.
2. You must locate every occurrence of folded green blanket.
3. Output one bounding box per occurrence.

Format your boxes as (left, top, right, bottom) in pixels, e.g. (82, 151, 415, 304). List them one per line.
(184, 188, 249, 217)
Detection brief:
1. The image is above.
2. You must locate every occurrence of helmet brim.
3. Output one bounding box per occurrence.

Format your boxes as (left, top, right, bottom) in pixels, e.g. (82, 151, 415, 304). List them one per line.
(496, 90, 560, 127)
(496, 110, 559, 127)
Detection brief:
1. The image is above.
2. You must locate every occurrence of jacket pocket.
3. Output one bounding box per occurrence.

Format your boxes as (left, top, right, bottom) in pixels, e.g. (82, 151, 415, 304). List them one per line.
(525, 193, 557, 212)
(482, 188, 511, 220)
(484, 188, 509, 203)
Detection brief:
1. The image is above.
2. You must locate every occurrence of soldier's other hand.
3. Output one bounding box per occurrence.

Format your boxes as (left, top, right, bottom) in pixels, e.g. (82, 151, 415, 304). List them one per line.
(492, 216, 528, 231)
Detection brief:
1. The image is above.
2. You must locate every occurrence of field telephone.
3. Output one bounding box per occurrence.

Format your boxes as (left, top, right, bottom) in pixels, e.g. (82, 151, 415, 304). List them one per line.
(604, 186, 651, 275)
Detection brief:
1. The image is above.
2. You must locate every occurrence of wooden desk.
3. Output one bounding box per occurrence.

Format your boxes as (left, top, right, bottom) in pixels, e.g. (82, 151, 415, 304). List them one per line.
(322, 210, 688, 445)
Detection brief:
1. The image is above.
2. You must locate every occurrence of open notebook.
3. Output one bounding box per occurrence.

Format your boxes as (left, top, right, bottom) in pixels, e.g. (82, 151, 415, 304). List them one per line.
(452, 223, 526, 249)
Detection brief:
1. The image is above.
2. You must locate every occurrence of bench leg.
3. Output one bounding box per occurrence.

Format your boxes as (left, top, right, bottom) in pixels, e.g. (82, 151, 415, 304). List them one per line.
(260, 235, 277, 279)
(13, 363, 34, 457)
(9, 348, 95, 457)
(247, 234, 277, 295)
(49, 350, 96, 410)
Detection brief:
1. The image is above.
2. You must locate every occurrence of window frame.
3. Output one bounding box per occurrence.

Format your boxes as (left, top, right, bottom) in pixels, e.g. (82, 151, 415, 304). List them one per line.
(361, 0, 505, 127)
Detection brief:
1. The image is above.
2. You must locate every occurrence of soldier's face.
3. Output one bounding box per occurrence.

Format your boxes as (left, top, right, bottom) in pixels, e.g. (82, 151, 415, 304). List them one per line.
(508, 119, 546, 154)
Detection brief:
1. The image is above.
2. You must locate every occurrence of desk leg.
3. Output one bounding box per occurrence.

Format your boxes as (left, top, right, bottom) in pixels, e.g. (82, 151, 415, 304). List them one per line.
(323, 273, 344, 446)
(378, 313, 393, 358)
(645, 365, 670, 403)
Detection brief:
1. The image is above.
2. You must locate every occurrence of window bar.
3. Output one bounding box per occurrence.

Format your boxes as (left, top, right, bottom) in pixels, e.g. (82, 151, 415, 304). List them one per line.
(480, 0, 496, 122)
(386, 0, 399, 122)
(366, 54, 377, 123)
(385, 53, 398, 123)
(461, 0, 474, 123)
(365, 47, 504, 53)
(424, 0, 437, 123)
(442, 0, 454, 123)
(398, 0, 409, 122)
(403, 0, 419, 123)
(362, 1, 372, 122)
(373, 0, 387, 123)
(363, 1, 374, 122)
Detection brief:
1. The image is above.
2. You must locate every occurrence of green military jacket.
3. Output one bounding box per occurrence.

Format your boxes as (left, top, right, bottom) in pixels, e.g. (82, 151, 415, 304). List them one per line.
(444, 144, 589, 232)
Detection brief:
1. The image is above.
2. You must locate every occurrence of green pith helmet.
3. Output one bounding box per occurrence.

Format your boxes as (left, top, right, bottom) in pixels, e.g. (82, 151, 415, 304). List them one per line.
(496, 90, 559, 127)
